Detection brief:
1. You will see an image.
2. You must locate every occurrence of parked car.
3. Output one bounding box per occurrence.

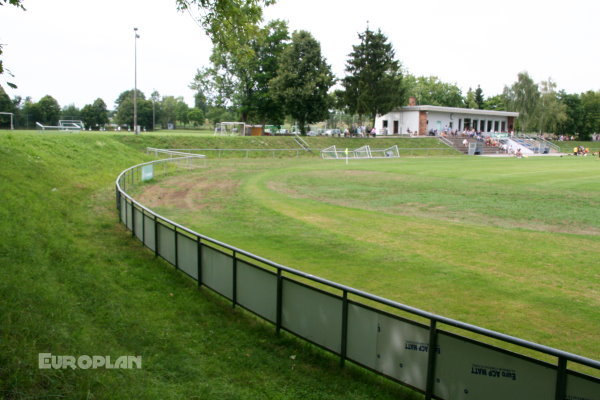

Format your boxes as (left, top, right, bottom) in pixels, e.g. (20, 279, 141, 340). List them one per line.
(324, 129, 342, 136)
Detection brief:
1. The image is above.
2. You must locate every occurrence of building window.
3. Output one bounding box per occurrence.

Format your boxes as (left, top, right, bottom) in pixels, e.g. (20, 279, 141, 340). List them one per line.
(487, 120, 493, 132)
(501, 121, 506, 132)
(383, 120, 388, 128)
(494, 121, 499, 131)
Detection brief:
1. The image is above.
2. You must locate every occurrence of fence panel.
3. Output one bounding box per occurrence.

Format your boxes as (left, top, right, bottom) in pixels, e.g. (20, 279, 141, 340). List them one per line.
(120, 197, 126, 223)
(157, 224, 176, 265)
(126, 201, 133, 230)
(201, 245, 233, 299)
(346, 302, 430, 390)
(143, 215, 155, 251)
(133, 207, 143, 241)
(236, 261, 277, 322)
(376, 310, 430, 390)
(433, 332, 556, 400)
(177, 233, 198, 280)
(281, 279, 342, 353)
(567, 372, 600, 400)
(346, 302, 379, 369)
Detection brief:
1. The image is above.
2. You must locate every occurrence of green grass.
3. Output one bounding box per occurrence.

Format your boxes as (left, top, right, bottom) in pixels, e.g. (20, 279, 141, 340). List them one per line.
(140, 156, 600, 368)
(0, 131, 422, 399)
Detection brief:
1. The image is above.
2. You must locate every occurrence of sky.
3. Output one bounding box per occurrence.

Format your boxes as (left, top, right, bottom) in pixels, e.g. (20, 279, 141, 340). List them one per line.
(1, 0, 599, 110)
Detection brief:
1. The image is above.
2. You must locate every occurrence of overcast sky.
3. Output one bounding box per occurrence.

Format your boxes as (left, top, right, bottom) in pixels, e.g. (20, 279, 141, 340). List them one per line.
(1, 0, 599, 109)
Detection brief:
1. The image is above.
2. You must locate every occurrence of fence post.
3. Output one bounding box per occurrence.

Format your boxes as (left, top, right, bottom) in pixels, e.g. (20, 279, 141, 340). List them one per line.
(116, 185, 120, 213)
(555, 357, 567, 400)
(124, 198, 128, 229)
(232, 251, 237, 308)
(340, 290, 349, 367)
(131, 203, 135, 238)
(174, 227, 179, 270)
(142, 210, 145, 244)
(154, 215, 159, 258)
(197, 237, 203, 288)
(276, 269, 283, 335)
(425, 319, 438, 400)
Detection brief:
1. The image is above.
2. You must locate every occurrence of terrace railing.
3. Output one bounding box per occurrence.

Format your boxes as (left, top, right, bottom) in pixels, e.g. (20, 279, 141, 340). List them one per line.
(116, 153, 599, 400)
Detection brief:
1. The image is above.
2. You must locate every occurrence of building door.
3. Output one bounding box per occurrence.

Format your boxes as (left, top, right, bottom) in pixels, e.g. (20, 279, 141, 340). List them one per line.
(393, 120, 399, 134)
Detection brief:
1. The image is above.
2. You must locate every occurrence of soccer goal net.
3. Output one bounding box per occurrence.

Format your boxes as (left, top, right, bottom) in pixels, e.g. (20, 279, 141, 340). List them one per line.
(321, 145, 400, 160)
(59, 120, 85, 130)
(214, 122, 246, 136)
(370, 145, 400, 158)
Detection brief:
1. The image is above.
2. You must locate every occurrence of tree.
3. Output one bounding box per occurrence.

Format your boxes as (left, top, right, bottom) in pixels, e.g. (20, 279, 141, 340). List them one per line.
(60, 104, 81, 121)
(81, 98, 109, 129)
(191, 19, 290, 123)
(474, 85, 484, 109)
(483, 94, 507, 111)
(0, 0, 25, 91)
(465, 88, 478, 109)
(188, 108, 205, 127)
(341, 27, 405, 127)
(504, 72, 540, 132)
(580, 90, 600, 139)
(175, 100, 190, 126)
(0, 86, 15, 112)
(35, 95, 61, 125)
(150, 90, 161, 130)
(537, 78, 567, 134)
(115, 90, 152, 129)
(175, 0, 276, 59)
(270, 30, 334, 135)
(404, 75, 464, 107)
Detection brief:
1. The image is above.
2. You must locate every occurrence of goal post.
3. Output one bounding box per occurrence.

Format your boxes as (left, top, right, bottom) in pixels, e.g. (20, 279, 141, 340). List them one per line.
(214, 122, 246, 136)
(59, 120, 85, 131)
(0, 112, 14, 130)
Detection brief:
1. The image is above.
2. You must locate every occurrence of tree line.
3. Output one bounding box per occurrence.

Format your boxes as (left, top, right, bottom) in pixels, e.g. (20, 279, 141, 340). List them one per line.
(190, 18, 600, 138)
(0, 87, 208, 131)
(1, 0, 599, 137)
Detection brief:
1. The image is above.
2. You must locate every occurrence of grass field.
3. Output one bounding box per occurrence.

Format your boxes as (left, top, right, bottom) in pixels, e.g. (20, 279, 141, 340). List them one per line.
(137, 155, 600, 368)
(0, 132, 426, 400)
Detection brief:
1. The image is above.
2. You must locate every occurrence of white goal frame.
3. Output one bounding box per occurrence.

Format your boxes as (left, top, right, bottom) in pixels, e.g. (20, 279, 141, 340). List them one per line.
(214, 121, 246, 136)
(0, 112, 13, 130)
(321, 145, 400, 160)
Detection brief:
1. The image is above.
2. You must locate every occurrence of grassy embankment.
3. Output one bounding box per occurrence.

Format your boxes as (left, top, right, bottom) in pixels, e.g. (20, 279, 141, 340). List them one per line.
(0, 131, 423, 399)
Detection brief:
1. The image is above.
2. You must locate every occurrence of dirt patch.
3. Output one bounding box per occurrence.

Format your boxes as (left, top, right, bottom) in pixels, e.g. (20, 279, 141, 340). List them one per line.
(136, 173, 238, 211)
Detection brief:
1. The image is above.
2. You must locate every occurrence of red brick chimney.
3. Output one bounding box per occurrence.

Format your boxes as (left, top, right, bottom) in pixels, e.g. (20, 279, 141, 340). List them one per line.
(408, 97, 417, 106)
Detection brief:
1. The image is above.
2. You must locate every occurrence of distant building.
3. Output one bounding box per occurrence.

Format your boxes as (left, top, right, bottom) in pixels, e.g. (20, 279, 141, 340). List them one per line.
(375, 97, 519, 136)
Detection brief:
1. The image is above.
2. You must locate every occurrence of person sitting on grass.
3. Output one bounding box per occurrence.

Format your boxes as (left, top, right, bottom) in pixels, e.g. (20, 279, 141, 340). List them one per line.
(515, 148, 523, 158)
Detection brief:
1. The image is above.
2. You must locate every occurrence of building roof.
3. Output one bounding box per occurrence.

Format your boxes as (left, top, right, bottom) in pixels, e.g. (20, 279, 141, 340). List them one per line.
(397, 105, 519, 117)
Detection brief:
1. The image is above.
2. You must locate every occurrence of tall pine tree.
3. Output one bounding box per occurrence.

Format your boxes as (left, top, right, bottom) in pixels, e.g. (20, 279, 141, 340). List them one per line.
(342, 27, 405, 128)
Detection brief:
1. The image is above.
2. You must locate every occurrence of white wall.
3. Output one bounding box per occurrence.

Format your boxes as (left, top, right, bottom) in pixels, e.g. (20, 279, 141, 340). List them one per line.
(376, 111, 419, 135)
(377, 110, 510, 134)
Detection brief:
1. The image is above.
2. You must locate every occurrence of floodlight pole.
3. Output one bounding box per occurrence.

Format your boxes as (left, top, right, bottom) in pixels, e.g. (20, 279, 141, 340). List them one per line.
(133, 27, 140, 135)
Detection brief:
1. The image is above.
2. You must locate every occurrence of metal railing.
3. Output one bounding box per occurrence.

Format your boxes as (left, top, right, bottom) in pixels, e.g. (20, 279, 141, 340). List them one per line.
(116, 154, 599, 400)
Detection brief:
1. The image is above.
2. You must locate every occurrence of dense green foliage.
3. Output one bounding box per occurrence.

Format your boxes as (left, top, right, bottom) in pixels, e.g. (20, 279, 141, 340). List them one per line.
(403, 76, 465, 108)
